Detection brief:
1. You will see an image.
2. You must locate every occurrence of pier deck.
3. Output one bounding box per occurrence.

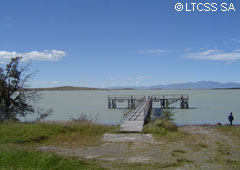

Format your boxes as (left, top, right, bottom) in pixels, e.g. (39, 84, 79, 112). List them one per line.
(120, 98, 152, 132)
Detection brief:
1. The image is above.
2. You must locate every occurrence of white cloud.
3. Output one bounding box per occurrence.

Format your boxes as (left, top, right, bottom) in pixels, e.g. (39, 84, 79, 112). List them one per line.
(0, 18, 13, 27)
(231, 38, 240, 43)
(136, 75, 152, 80)
(134, 49, 169, 55)
(184, 48, 192, 52)
(135, 81, 140, 84)
(234, 49, 240, 52)
(0, 50, 66, 63)
(184, 49, 240, 61)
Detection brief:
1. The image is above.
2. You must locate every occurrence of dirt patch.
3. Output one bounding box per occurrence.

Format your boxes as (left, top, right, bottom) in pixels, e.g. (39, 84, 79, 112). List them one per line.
(38, 126, 240, 169)
(102, 133, 156, 143)
(179, 125, 239, 147)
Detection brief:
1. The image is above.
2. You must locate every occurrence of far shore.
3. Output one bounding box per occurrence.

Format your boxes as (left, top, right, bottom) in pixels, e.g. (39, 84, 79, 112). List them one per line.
(27, 86, 240, 91)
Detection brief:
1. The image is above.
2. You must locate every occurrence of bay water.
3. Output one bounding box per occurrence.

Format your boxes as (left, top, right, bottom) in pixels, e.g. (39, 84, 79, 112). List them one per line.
(26, 90, 240, 125)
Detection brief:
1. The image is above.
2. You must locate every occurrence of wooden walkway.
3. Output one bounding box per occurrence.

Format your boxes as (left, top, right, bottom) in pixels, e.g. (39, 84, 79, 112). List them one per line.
(120, 98, 152, 132)
(108, 94, 189, 132)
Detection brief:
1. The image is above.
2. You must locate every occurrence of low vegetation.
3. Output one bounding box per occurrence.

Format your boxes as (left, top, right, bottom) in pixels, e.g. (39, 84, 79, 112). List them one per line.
(143, 109, 179, 138)
(1, 111, 240, 169)
(0, 122, 115, 147)
(0, 145, 104, 170)
(216, 125, 240, 139)
(0, 121, 116, 169)
(70, 113, 100, 124)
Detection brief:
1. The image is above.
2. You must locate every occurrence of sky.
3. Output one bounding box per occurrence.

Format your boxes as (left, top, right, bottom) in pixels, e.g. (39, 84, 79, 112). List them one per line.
(0, 0, 240, 88)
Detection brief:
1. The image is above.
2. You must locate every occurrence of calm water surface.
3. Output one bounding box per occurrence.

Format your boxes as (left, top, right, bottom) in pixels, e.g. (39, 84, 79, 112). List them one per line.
(26, 90, 240, 125)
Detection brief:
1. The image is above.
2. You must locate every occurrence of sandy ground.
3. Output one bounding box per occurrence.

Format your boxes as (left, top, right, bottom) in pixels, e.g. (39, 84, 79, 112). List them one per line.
(39, 126, 240, 169)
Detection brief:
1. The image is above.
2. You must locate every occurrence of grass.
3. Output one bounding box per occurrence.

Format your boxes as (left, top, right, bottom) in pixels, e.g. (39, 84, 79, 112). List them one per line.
(172, 149, 186, 154)
(142, 109, 182, 141)
(0, 122, 116, 147)
(0, 143, 194, 170)
(216, 142, 231, 155)
(216, 125, 240, 139)
(0, 121, 194, 170)
(142, 119, 186, 142)
(0, 145, 104, 170)
(1, 122, 240, 169)
(0, 122, 115, 170)
(100, 160, 192, 170)
(207, 153, 240, 170)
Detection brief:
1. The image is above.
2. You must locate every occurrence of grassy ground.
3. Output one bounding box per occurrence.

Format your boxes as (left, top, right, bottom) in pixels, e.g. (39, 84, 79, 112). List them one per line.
(1, 122, 240, 170)
(0, 145, 104, 170)
(216, 125, 240, 139)
(0, 122, 116, 147)
(0, 122, 116, 170)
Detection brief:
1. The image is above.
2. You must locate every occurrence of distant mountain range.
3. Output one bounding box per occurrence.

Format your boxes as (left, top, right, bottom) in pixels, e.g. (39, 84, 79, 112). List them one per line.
(29, 81, 240, 91)
(108, 81, 240, 90)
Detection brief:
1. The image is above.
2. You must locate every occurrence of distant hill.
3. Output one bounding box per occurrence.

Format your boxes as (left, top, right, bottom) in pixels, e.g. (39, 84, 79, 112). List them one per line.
(109, 81, 240, 90)
(148, 81, 240, 90)
(28, 81, 240, 91)
(29, 86, 102, 91)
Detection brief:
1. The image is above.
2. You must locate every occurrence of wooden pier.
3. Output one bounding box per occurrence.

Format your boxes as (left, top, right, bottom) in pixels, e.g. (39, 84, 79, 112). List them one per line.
(108, 94, 189, 132)
(108, 95, 145, 109)
(108, 94, 189, 110)
(151, 94, 189, 109)
(120, 97, 152, 132)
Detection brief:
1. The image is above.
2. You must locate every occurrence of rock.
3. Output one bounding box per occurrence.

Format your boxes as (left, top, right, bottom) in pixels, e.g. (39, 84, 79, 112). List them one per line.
(215, 123, 222, 126)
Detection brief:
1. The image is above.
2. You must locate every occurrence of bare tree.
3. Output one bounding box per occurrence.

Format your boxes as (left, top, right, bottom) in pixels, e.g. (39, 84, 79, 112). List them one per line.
(35, 108, 53, 122)
(0, 57, 40, 121)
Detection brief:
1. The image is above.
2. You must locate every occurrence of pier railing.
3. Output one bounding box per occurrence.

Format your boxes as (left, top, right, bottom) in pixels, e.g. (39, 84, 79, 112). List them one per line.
(108, 95, 146, 100)
(151, 94, 189, 100)
(108, 94, 189, 109)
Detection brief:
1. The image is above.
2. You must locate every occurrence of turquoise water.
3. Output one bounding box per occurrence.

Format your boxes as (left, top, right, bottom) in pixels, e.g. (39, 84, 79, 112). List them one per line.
(26, 90, 240, 125)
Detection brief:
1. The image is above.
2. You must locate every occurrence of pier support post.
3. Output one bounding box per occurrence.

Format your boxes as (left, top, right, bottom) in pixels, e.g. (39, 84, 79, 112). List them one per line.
(180, 101, 184, 109)
(160, 99, 166, 109)
(108, 99, 111, 109)
(128, 100, 131, 109)
(130, 96, 135, 109)
(132, 100, 135, 109)
(180, 100, 189, 109)
(113, 99, 116, 109)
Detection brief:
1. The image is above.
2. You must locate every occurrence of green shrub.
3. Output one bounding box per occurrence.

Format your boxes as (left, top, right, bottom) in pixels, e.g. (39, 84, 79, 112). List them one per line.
(154, 119, 165, 128)
(152, 119, 177, 131)
(163, 121, 177, 131)
(143, 123, 167, 135)
(161, 109, 175, 121)
(143, 119, 178, 135)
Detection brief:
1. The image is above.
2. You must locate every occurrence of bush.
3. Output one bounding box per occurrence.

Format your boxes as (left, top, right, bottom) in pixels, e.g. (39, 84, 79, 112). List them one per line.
(163, 121, 177, 131)
(154, 119, 165, 128)
(153, 119, 177, 131)
(161, 109, 175, 121)
(143, 123, 167, 135)
(70, 113, 100, 123)
(143, 108, 177, 134)
(143, 119, 178, 135)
